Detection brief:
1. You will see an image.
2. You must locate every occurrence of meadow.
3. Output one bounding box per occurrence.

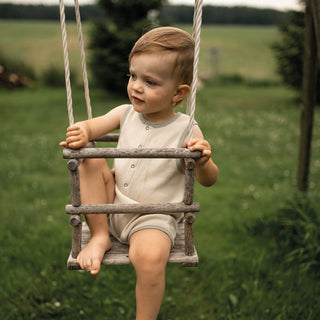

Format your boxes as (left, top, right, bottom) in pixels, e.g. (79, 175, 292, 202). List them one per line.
(0, 20, 320, 319)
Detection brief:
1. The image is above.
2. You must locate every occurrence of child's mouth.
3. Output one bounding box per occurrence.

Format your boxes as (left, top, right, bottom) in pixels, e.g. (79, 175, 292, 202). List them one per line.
(132, 96, 144, 103)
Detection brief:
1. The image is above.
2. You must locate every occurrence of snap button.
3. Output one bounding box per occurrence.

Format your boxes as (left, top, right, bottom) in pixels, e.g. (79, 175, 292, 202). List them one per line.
(145, 125, 150, 130)
(138, 144, 143, 149)
(124, 183, 128, 188)
(131, 164, 135, 168)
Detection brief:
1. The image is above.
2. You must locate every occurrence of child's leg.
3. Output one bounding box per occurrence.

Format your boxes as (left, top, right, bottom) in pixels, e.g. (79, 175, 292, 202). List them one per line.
(77, 158, 115, 275)
(129, 229, 171, 320)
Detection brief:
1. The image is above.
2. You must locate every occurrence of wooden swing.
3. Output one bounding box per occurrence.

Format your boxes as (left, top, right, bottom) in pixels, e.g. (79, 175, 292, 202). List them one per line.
(59, 0, 204, 269)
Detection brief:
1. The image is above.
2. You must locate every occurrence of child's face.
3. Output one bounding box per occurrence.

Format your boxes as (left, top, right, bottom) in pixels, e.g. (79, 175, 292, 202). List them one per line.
(127, 52, 181, 123)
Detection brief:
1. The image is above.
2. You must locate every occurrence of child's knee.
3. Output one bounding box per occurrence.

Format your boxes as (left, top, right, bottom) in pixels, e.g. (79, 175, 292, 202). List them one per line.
(129, 231, 171, 274)
(132, 247, 166, 270)
(80, 159, 112, 180)
(82, 158, 109, 171)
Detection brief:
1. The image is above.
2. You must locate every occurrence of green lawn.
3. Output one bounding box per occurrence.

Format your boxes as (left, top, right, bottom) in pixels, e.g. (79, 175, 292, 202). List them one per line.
(0, 21, 320, 319)
(0, 21, 280, 82)
(1, 81, 319, 319)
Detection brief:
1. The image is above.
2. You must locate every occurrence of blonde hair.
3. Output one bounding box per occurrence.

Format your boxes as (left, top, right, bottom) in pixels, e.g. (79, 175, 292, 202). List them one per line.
(129, 27, 194, 85)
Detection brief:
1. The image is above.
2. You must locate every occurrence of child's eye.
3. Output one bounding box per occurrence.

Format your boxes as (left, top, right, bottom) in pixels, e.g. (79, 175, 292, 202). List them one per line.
(146, 79, 156, 86)
(127, 73, 136, 80)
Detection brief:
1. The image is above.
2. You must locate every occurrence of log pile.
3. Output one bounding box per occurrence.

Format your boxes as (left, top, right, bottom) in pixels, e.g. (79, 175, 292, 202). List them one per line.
(0, 64, 29, 88)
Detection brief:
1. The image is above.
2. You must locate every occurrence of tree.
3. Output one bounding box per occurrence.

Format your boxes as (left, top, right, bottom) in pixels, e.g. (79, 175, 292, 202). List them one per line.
(272, 3, 319, 102)
(297, 0, 320, 193)
(272, 10, 305, 91)
(89, 0, 163, 96)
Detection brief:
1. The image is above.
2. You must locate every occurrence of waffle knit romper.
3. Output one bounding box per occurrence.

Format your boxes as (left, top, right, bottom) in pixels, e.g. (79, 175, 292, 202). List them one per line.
(108, 105, 194, 246)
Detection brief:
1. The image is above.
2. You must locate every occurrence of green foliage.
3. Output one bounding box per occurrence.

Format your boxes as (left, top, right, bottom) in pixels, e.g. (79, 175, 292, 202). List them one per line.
(1, 3, 288, 26)
(272, 11, 305, 91)
(247, 195, 320, 277)
(41, 65, 65, 87)
(272, 8, 320, 103)
(41, 65, 78, 87)
(89, 0, 163, 95)
(160, 5, 288, 25)
(0, 4, 104, 21)
(274, 197, 320, 274)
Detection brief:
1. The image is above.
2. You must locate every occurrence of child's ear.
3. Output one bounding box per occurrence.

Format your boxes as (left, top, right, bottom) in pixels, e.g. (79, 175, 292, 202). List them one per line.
(172, 84, 190, 104)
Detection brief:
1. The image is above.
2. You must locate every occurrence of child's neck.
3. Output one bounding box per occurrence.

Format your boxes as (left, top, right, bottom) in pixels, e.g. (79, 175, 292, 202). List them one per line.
(141, 110, 176, 123)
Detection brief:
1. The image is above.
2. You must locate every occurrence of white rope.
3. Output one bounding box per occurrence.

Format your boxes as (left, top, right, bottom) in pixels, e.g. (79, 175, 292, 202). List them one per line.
(60, 0, 202, 129)
(59, 0, 74, 126)
(74, 0, 92, 120)
(186, 0, 203, 140)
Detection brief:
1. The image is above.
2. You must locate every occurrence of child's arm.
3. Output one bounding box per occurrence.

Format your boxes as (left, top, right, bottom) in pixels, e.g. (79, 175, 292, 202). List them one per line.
(59, 105, 127, 149)
(187, 126, 218, 187)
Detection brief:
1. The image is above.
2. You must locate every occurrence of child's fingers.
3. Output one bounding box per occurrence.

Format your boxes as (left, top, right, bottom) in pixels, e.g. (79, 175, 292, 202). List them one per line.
(65, 137, 83, 149)
(66, 126, 82, 137)
(59, 141, 67, 147)
(188, 139, 210, 152)
(187, 139, 212, 164)
(67, 125, 80, 132)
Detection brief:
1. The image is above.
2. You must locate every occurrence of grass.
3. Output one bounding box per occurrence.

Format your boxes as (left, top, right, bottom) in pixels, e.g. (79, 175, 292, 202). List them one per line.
(1, 21, 320, 319)
(0, 20, 85, 80)
(1, 82, 319, 319)
(181, 25, 281, 80)
(0, 21, 280, 83)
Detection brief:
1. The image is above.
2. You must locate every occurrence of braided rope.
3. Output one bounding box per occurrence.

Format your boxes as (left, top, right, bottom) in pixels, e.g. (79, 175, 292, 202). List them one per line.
(186, 0, 203, 140)
(74, 0, 92, 119)
(60, 0, 203, 130)
(59, 0, 74, 126)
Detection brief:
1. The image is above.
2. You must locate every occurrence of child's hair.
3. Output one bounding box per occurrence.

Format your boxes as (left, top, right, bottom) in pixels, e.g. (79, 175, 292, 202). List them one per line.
(129, 27, 194, 85)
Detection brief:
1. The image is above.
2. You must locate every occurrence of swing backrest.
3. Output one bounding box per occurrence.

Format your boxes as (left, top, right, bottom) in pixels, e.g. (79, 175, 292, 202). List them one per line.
(64, 134, 201, 268)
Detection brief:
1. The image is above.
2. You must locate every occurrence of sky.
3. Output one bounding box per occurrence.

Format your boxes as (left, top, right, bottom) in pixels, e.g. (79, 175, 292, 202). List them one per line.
(0, 0, 303, 11)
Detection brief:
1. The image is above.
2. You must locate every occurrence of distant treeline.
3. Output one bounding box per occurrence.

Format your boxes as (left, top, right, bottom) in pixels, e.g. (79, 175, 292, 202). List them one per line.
(0, 3, 288, 25)
(160, 5, 288, 25)
(0, 4, 104, 21)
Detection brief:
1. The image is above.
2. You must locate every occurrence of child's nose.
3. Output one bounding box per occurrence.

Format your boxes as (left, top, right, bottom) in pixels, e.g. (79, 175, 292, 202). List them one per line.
(132, 79, 143, 92)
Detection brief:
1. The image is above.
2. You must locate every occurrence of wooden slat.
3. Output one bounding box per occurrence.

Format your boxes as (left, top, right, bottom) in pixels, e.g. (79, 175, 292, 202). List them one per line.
(66, 202, 200, 215)
(63, 147, 201, 159)
(67, 222, 199, 269)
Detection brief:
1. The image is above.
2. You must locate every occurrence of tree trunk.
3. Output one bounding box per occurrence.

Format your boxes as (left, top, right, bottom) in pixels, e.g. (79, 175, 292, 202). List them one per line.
(297, 0, 318, 192)
(311, 0, 320, 62)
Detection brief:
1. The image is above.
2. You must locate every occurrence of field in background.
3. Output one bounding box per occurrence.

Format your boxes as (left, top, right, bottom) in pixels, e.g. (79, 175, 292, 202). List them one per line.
(1, 20, 320, 319)
(0, 20, 280, 81)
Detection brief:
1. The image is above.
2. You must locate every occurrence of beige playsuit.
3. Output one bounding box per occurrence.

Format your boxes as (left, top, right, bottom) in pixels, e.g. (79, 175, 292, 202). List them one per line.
(108, 105, 195, 245)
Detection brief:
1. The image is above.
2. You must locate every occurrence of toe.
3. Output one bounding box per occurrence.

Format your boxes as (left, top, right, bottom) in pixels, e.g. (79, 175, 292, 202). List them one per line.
(90, 259, 101, 275)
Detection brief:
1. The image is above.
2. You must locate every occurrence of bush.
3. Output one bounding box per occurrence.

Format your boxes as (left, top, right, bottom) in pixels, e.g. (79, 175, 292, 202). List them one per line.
(41, 65, 77, 87)
(272, 9, 320, 103)
(272, 11, 305, 91)
(274, 197, 320, 274)
(249, 196, 320, 276)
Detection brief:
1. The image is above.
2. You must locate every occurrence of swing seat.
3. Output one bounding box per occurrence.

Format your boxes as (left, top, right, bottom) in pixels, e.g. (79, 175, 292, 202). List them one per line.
(64, 134, 201, 268)
(67, 221, 199, 269)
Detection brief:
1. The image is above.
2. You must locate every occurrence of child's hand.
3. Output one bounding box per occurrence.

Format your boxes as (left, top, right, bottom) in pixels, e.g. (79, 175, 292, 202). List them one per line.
(59, 125, 89, 149)
(187, 138, 212, 166)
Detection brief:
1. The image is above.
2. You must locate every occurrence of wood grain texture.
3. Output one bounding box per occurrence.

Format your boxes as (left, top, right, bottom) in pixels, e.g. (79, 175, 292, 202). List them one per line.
(65, 202, 200, 215)
(67, 222, 199, 269)
(63, 147, 201, 159)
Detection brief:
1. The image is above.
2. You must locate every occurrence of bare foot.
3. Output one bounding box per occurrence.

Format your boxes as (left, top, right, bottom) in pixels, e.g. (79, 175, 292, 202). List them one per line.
(77, 235, 112, 275)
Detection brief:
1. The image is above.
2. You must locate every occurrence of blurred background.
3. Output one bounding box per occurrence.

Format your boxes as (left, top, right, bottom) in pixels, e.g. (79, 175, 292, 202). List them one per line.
(0, 1, 319, 319)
